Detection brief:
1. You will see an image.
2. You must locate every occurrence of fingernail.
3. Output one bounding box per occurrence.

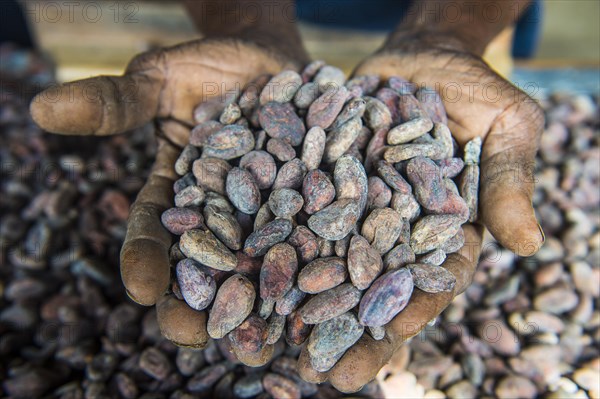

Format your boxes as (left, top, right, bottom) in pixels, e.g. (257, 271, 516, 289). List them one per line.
(537, 223, 545, 244)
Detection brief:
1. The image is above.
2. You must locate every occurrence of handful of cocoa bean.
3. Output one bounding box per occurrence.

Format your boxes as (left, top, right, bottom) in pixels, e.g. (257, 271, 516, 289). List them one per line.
(162, 62, 481, 372)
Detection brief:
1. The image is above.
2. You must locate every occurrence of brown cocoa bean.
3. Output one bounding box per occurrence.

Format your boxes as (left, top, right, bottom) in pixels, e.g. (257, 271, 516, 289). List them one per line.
(441, 228, 465, 254)
(287, 225, 319, 263)
(202, 125, 255, 160)
(244, 218, 293, 257)
(174, 185, 205, 208)
(260, 243, 298, 301)
(431, 122, 454, 158)
(438, 157, 465, 178)
(298, 257, 347, 294)
(176, 259, 216, 311)
(294, 82, 320, 109)
(302, 169, 335, 215)
(207, 274, 256, 339)
(460, 164, 480, 223)
(266, 138, 296, 162)
(384, 143, 445, 162)
(203, 205, 243, 251)
(376, 88, 402, 124)
(364, 127, 388, 171)
(226, 167, 261, 214)
(334, 234, 352, 257)
(367, 176, 392, 210)
(239, 150, 277, 190)
(254, 203, 275, 231)
(408, 263, 456, 293)
(333, 155, 369, 214)
(228, 313, 268, 353)
(417, 248, 447, 266)
(204, 192, 235, 213)
(299, 283, 361, 324)
(364, 96, 393, 131)
(239, 74, 271, 117)
(410, 214, 463, 254)
(272, 158, 308, 190)
(347, 235, 383, 289)
(306, 86, 348, 129)
(286, 311, 312, 346)
(263, 373, 301, 399)
(307, 198, 360, 241)
(323, 116, 363, 163)
(346, 75, 380, 96)
(191, 120, 223, 145)
(300, 126, 326, 170)
(258, 102, 305, 146)
(301, 59, 326, 82)
(161, 207, 204, 235)
(268, 188, 304, 218)
(384, 243, 416, 270)
(276, 285, 306, 316)
(361, 207, 404, 254)
(220, 103, 242, 125)
(193, 157, 232, 195)
(406, 156, 448, 211)
(260, 71, 303, 104)
(307, 312, 364, 372)
(235, 252, 263, 277)
(415, 87, 448, 124)
(330, 97, 367, 131)
(313, 65, 346, 92)
(358, 268, 414, 327)
(376, 160, 412, 194)
(390, 191, 421, 222)
(266, 313, 286, 345)
(180, 228, 237, 271)
(175, 145, 200, 176)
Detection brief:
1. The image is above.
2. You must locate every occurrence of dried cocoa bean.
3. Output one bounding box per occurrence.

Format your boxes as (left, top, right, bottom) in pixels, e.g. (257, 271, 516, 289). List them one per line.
(313, 65, 346, 92)
(176, 259, 216, 311)
(390, 191, 421, 222)
(294, 82, 320, 109)
(260, 71, 303, 104)
(272, 158, 308, 190)
(333, 155, 369, 214)
(268, 189, 304, 219)
(161, 207, 204, 235)
(207, 274, 256, 339)
(300, 126, 326, 170)
(410, 214, 463, 254)
(367, 176, 392, 210)
(253, 203, 275, 230)
(298, 257, 347, 294)
(438, 157, 465, 178)
(415, 87, 448, 125)
(285, 311, 312, 346)
(193, 157, 232, 195)
(258, 102, 305, 146)
(174, 185, 205, 207)
(286, 225, 319, 264)
(347, 235, 383, 289)
(175, 145, 200, 176)
(179, 229, 237, 271)
(299, 283, 361, 324)
(418, 248, 447, 266)
(384, 142, 445, 162)
(226, 167, 261, 214)
(263, 373, 301, 399)
(202, 125, 255, 160)
(190, 121, 223, 146)
(244, 218, 293, 257)
(266, 313, 286, 344)
(361, 208, 404, 254)
(358, 268, 414, 327)
(376, 160, 412, 194)
(260, 243, 298, 301)
(203, 205, 243, 251)
(302, 169, 335, 215)
(266, 138, 296, 161)
(228, 313, 268, 353)
(220, 103, 242, 124)
(239, 150, 277, 190)
(307, 312, 364, 372)
(306, 86, 348, 129)
(307, 198, 360, 241)
(323, 116, 363, 163)
(408, 263, 456, 293)
(275, 286, 307, 316)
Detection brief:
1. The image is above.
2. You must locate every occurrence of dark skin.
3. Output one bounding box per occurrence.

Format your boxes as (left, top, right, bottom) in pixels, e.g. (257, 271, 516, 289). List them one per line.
(30, 0, 544, 392)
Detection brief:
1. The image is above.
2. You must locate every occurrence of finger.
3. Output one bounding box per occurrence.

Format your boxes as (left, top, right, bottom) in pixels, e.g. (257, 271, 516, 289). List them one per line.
(479, 101, 545, 256)
(30, 67, 163, 136)
(231, 343, 275, 367)
(120, 139, 178, 306)
(327, 224, 483, 392)
(297, 345, 329, 384)
(156, 294, 209, 348)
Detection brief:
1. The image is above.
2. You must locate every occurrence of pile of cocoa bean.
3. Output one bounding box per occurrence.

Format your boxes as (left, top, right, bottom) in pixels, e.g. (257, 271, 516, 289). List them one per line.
(375, 92, 599, 399)
(163, 61, 479, 371)
(1, 47, 381, 399)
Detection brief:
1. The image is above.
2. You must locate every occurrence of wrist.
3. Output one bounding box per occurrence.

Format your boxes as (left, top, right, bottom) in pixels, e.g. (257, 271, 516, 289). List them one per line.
(381, 28, 482, 57)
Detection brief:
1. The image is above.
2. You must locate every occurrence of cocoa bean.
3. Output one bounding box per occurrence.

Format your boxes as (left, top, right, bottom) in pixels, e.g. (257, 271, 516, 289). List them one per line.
(438, 157, 465, 178)
(266, 313, 286, 345)
(275, 286, 307, 316)
(207, 274, 256, 339)
(266, 138, 296, 162)
(228, 313, 268, 353)
(346, 75, 380, 96)
(193, 157, 232, 195)
(253, 203, 275, 231)
(161, 207, 204, 235)
(300, 126, 326, 170)
(272, 158, 308, 190)
(175, 145, 200, 176)
(376, 88, 402, 124)
(239, 150, 277, 190)
(366, 176, 392, 210)
(260, 243, 298, 301)
(286, 226, 319, 264)
(263, 373, 301, 399)
(323, 116, 363, 163)
(376, 160, 412, 194)
(313, 65, 346, 92)
(260, 71, 303, 104)
(226, 167, 261, 214)
(299, 283, 361, 324)
(268, 188, 304, 219)
(410, 214, 463, 254)
(415, 87, 448, 125)
(202, 125, 255, 160)
(203, 204, 243, 251)
(294, 82, 320, 109)
(179, 228, 237, 271)
(176, 258, 216, 311)
(258, 102, 305, 146)
(347, 235, 383, 289)
(390, 191, 421, 222)
(361, 208, 404, 254)
(285, 311, 312, 346)
(384, 143, 445, 162)
(408, 263, 456, 293)
(244, 218, 293, 257)
(174, 185, 205, 207)
(358, 268, 414, 327)
(220, 103, 242, 125)
(333, 155, 369, 214)
(302, 169, 335, 215)
(307, 312, 364, 372)
(307, 199, 360, 241)
(298, 257, 347, 294)
(306, 86, 348, 129)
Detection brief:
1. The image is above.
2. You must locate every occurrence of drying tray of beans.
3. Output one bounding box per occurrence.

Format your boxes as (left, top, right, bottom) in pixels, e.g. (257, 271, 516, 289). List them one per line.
(1, 45, 598, 399)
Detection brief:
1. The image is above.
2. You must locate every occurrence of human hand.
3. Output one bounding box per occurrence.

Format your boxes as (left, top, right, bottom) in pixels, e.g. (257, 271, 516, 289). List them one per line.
(298, 38, 545, 392)
(30, 38, 302, 352)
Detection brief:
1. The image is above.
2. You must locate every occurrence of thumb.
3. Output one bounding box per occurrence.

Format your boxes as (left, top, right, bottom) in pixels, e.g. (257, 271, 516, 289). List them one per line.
(30, 68, 163, 136)
(479, 102, 545, 256)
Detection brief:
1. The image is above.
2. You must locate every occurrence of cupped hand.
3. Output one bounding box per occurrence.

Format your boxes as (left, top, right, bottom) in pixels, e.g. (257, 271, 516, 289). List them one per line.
(30, 38, 300, 350)
(298, 45, 545, 392)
